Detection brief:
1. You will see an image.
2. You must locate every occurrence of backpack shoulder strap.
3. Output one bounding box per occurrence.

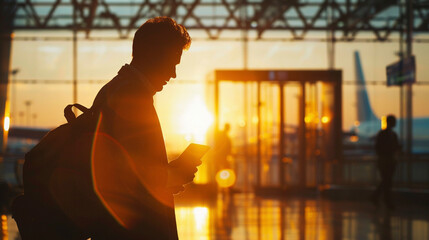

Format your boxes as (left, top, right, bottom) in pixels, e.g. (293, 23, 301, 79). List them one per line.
(64, 104, 90, 123)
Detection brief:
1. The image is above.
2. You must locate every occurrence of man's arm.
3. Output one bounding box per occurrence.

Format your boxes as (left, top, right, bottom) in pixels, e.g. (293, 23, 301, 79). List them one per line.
(374, 130, 382, 155)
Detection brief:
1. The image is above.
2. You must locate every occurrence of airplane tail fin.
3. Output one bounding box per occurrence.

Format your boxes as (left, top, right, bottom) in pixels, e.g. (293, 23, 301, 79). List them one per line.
(354, 51, 378, 122)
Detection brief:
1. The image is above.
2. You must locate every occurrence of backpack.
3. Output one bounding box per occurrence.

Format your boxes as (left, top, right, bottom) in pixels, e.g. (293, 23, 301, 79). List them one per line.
(15, 72, 130, 237)
(23, 103, 100, 209)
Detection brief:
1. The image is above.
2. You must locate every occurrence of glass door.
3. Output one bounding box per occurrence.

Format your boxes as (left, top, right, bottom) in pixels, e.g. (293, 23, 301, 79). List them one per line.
(216, 81, 259, 191)
(304, 82, 320, 187)
(259, 82, 280, 187)
(320, 81, 340, 185)
(282, 83, 302, 186)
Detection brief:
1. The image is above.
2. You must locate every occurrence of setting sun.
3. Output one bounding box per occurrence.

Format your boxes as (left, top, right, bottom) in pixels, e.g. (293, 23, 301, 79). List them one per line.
(178, 95, 214, 143)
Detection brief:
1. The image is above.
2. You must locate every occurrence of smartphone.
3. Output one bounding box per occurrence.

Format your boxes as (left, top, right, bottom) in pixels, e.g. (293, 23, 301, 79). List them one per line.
(179, 143, 210, 161)
(170, 143, 210, 167)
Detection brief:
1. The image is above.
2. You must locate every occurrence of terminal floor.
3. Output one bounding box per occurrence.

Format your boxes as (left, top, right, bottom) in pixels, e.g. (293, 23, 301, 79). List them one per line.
(1, 193, 429, 240)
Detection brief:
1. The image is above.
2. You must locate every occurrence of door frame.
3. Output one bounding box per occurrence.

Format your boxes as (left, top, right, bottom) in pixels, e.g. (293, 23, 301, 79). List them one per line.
(214, 70, 342, 189)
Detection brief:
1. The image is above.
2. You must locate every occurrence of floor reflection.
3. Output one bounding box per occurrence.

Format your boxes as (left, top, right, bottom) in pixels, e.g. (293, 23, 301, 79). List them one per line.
(175, 206, 211, 239)
(175, 193, 429, 240)
(1, 193, 428, 239)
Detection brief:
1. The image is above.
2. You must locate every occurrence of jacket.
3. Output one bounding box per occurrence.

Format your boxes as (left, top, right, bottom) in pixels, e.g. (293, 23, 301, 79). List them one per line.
(89, 64, 178, 239)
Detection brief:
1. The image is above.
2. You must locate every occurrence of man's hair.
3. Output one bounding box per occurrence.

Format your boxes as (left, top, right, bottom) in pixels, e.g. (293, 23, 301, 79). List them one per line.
(386, 115, 396, 128)
(132, 17, 191, 58)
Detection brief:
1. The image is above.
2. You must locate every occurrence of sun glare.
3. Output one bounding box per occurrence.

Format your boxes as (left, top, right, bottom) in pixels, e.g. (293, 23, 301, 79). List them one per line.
(215, 169, 236, 188)
(321, 116, 330, 124)
(178, 96, 214, 143)
(381, 115, 387, 130)
(3, 116, 10, 132)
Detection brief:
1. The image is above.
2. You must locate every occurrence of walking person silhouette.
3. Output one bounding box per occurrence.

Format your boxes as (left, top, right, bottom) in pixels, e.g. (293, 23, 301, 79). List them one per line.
(371, 115, 400, 210)
(87, 16, 198, 239)
(14, 17, 199, 240)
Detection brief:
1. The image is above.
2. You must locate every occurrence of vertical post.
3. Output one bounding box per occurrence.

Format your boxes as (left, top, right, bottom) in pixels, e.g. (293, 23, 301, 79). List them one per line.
(280, 202, 285, 240)
(241, 0, 248, 70)
(0, 37, 11, 155)
(299, 82, 306, 187)
(398, 0, 405, 149)
(326, 0, 335, 70)
(335, 72, 343, 184)
(399, 86, 404, 183)
(279, 83, 285, 188)
(243, 82, 249, 190)
(11, 69, 18, 123)
(214, 74, 220, 186)
(214, 75, 219, 132)
(73, 0, 78, 112)
(405, 0, 413, 186)
(0, 0, 16, 156)
(298, 200, 306, 240)
(256, 81, 261, 188)
(240, 0, 249, 191)
(398, 0, 407, 185)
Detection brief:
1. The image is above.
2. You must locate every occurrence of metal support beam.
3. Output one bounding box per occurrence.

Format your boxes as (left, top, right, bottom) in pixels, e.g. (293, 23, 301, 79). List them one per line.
(8, 0, 429, 41)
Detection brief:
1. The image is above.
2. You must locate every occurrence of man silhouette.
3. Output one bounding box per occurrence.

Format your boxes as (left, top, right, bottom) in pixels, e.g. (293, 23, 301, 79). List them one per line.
(11, 17, 196, 240)
(372, 115, 400, 210)
(86, 17, 196, 239)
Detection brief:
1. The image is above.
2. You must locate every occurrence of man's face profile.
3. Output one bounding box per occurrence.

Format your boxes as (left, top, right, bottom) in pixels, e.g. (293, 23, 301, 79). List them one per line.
(149, 49, 182, 92)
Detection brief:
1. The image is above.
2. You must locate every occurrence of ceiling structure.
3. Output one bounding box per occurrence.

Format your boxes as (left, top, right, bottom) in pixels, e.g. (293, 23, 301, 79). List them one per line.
(1, 0, 429, 41)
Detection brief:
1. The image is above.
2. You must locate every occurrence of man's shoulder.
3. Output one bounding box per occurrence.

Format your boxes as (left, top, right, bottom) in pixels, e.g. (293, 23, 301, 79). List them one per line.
(376, 129, 398, 142)
(106, 72, 151, 98)
(92, 77, 149, 116)
(376, 129, 386, 137)
(385, 129, 398, 137)
(109, 82, 152, 108)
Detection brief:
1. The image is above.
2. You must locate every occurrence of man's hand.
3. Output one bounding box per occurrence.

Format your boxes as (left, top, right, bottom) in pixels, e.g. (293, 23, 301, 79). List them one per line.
(167, 157, 202, 194)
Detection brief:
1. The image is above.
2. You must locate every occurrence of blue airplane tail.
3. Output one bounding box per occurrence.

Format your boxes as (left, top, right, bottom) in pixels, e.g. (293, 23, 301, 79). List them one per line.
(354, 51, 378, 122)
